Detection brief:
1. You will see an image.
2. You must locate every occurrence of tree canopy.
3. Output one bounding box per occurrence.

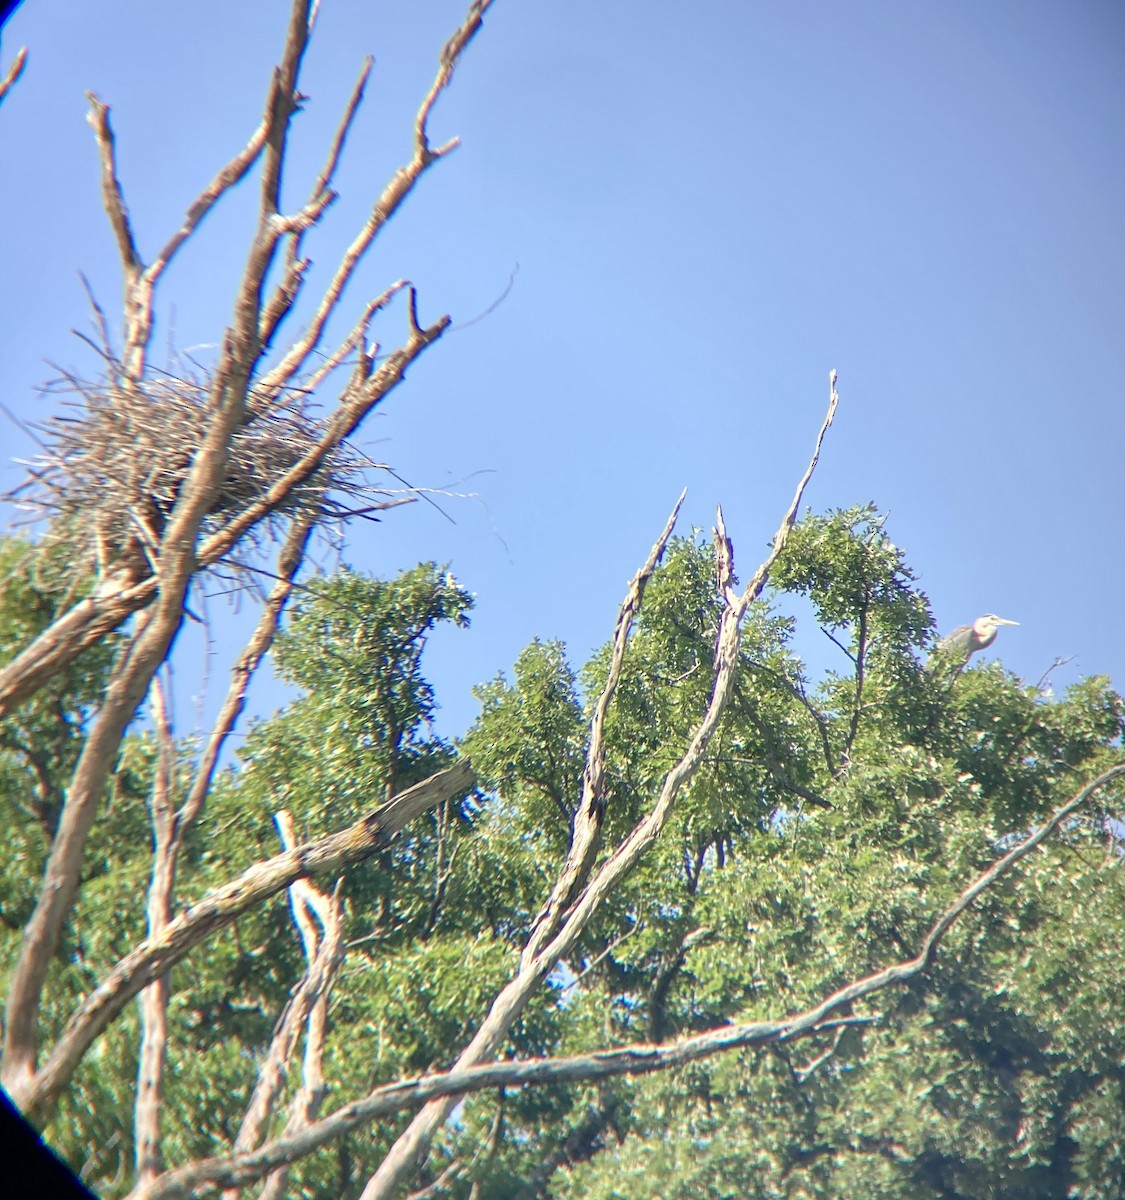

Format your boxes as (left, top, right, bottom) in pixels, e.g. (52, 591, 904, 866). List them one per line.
(1, 2, 1122, 1198)
(2, 501, 1122, 1198)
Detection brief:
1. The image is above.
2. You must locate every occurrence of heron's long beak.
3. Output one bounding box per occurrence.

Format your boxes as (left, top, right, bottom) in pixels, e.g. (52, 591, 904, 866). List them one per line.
(995, 617, 1019, 626)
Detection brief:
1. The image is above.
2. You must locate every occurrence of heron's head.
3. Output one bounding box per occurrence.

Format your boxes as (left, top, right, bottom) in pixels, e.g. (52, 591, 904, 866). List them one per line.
(974, 614, 1019, 639)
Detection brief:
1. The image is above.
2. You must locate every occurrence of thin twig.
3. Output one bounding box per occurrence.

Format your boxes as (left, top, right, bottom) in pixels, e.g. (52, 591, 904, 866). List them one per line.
(1035, 656, 1074, 694)
(448, 264, 519, 334)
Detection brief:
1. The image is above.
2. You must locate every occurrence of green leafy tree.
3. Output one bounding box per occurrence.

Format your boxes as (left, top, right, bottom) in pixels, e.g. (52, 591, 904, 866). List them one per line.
(3, 469, 1123, 1200)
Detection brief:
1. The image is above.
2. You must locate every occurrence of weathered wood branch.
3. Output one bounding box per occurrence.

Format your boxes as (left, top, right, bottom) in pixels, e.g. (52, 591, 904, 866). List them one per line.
(0, 44, 27, 105)
(0, 578, 157, 718)
(238, 815, 346, 1200)
(132, 678, 178, 1189)
(359, 376, 839, 1200)
(522, 487, 686, 966)
(16, 760, 474, 1122)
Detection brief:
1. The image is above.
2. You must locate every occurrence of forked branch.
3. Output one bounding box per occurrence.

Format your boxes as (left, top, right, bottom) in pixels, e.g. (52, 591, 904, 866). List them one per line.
(358, 373, 840, 1200)
(17, 760, 474, 1122)
(522, 488, 687, 965)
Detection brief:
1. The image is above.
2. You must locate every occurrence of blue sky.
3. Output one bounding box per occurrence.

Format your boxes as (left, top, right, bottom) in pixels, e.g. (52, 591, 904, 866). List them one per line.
(1, 0, 1122, 741)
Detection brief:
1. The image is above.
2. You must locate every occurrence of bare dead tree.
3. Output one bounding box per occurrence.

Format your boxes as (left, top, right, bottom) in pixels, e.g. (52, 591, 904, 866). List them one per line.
(355, 374, 840, 1200)
(0, 0, 495, 1109)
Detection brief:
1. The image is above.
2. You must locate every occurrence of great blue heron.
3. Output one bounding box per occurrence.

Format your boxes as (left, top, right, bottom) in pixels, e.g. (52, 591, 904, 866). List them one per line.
(934, 614, 1019, 665)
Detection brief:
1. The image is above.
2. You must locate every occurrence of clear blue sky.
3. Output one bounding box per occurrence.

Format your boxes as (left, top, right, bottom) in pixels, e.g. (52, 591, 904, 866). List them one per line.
(2, 0, 1122, 740)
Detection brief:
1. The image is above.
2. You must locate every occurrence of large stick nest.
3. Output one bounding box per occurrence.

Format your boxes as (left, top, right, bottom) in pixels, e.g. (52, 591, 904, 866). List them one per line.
(10, 368, 396, 586)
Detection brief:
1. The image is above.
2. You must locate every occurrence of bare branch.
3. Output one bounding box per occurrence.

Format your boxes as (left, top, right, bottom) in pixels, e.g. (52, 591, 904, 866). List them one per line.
(258, 56, 373, 354)
(527, 375, 840, 975)
(286, 280, 410, 401)
(560, 924, 642, 996)
(360, 377, 840, 1200)
(123, 83, 277, 378)
(416, 0, 493, 158)
(15, 760, 475, 1122)
(793, 1022, 848, 1082)
(1035, 655, 1074, 694)
(2, 594, 183, 1101)
(78, 273, 118, 365)
(126, 760, 1125, 1200)
(523, 488, 687, 964)
(0, 578, 158, 718)
(311, 57, 373, 203)
(147, 108, 273, 286)
(133, 677, 178, 1188)
(0, 45, 27, 105)
(177, 511, 318, 839)
(256, 0, 313, 224)
(199, 308, 451, 568)
(228, 813, 345, 1200)
(257, 0, 496, 400)
(85, 95, 142, 288)
(448, 263, 519, 333)
(819, 623, 855, 664)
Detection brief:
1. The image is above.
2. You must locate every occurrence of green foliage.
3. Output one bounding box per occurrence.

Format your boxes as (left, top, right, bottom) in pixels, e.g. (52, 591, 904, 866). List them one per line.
(2, 510, 1122, 1199)
(0, 538, 117, 931)
(538, 515, 1125, 1200)
(771, 504, 932, 651)
(241, 563, 473, 810)
(0, 535, 126, 944)
(455, 512, 1123, 1199)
